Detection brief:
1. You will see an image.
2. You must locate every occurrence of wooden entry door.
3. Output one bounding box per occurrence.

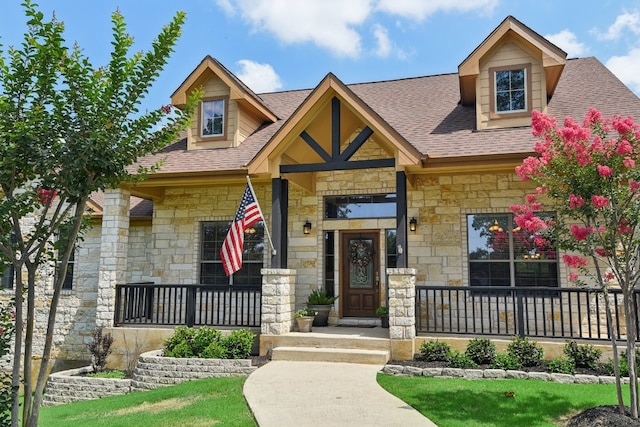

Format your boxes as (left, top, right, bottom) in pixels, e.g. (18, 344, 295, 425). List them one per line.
(341, 231, 379, 317)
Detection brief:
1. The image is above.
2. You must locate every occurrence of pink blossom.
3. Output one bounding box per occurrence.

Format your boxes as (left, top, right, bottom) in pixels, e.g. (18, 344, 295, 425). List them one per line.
(597, 164, 613, 178)
(591, 195, 610, 209)
(37, 189, 58, 206)
(618, 218, 632, 234)
(630, 180, 640, 193)
(514, 211, 548, 233)
(568, 272, 579, 282)
(624, 157, 636, 168)
(583, 108, 602, 127)
(595, 247, 607, 257)
(598, 226, 607, 233)
(570, 224, 592, 241)
(160, 105, 172, 114)
(604, 272, 616, 282)
(612, 116, 635, 135)
(525, 194, 537, 204)
(531, 110, 557, 137)
(569, 194, 585, 209)
(616, 139, 633, 155)
(563, 254, 588, 269)
(515, 157, 540, 181)
(535, 186, 547, 194)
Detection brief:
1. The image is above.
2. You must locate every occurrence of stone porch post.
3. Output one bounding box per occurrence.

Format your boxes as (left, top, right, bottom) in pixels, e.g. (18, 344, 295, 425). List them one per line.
(387, 268, 417, 360)
(96, 188, 130, 328)
(260, 268, 296, 335)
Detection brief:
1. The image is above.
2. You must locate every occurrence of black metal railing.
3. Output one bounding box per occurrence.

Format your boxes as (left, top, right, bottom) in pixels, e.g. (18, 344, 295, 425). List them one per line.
(114, 283, 261, 327)
(416, 285, 640, 341)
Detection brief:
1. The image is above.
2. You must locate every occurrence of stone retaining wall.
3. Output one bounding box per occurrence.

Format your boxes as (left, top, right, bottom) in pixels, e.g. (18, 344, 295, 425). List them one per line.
(43, 366, 131, 406)
(382, 364, 629, 384)
(44, 351, 256, 405)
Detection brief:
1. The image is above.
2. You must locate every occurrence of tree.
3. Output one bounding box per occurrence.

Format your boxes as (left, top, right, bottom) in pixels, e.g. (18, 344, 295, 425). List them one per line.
(512, 108, 640, 418)
(0, 2, 199, 425)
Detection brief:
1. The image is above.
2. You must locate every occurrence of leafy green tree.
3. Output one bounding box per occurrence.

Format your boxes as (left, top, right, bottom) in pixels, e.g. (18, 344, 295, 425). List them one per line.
(512, 108, 640, 418)
(0, 2, 199, 425)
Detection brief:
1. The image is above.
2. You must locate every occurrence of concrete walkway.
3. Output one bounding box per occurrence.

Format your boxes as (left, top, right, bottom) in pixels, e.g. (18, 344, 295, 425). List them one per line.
(243, 360, 438, 427)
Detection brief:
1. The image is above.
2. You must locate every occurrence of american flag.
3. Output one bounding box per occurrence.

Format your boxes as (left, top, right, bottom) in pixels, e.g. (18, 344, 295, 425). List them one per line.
(221, 183, 264, 276)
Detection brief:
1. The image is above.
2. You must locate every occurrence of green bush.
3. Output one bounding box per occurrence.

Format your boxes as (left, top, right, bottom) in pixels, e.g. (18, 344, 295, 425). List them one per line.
(419, 340, 451, 362)
(605, 348, 640, 377)
(506, 336, 544, 367)
(491, 353, 522, 370)
(465, 338, 496, 365)
(447, 350, 477, 369)
(548, 357, 576, 374)
(563, 340, 602, 369)
(163, 326, 255, 359)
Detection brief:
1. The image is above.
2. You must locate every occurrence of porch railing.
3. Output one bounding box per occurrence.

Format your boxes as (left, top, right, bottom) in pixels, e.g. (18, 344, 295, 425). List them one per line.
(416, 285, 640, 341)
(114, 283, 261, 327)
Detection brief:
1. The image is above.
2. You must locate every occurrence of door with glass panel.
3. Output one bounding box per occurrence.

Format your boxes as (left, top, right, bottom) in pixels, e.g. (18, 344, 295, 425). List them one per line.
(340, 231, 379, 317)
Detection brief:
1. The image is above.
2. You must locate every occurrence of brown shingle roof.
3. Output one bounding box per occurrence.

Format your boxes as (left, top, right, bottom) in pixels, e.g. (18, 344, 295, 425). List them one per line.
(136, 57, 640, 174)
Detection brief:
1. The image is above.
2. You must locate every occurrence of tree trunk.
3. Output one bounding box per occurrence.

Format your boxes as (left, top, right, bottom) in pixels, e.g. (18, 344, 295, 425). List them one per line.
(21, 265, 37, 427)
(624, 289, 639, 418)
(604, 293, 625, 414)
(10, 267, 24, 427)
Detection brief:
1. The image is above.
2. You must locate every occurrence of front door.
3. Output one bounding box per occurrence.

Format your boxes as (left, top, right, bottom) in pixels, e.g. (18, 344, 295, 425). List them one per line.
(341, 231, 379, 317)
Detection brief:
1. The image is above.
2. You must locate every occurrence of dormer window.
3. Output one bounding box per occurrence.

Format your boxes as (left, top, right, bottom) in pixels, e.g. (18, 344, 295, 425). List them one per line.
(489, 63, 531, 118)
(199, 97, 228, 139)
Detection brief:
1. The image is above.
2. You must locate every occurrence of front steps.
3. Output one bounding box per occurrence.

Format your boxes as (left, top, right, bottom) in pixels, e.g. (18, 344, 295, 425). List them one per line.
(266, 326, 391, 365)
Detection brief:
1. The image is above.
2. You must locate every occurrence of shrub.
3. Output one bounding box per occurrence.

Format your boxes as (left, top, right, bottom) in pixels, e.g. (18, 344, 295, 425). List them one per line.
(87, 327, 114, 374)
(548, 357, 576, 375)
(563, 340, 602, 370)
(163, 326, 255, 359)
(419, 340, 451, 362)
(605, 349, 640, 377)
(465, 338, 496, 365)
(491, 353, 522, 370)
(447, 350, 477, 369)
(307, 288, 337, 305)
(506, 336, 543, 367)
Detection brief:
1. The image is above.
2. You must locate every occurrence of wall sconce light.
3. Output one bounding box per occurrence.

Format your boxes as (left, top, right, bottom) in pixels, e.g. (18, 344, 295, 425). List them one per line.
(409, 217, 417, 232)
(303, 221, 312, 235)
(488, 220, 503, 233)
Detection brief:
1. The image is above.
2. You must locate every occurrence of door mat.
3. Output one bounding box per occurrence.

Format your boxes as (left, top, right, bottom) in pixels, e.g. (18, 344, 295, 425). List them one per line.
(336, 324, 377, 328)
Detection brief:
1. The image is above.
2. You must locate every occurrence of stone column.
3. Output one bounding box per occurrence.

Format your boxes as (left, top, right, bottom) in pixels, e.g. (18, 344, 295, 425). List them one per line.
(387, 268, 417, 360)
(259, 269, 296, 356)
(96, 188, 130, 327)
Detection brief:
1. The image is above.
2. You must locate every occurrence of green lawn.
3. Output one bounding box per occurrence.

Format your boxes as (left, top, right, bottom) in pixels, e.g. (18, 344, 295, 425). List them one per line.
(377, 374, 627, 427)
(39, 376, 256, 427)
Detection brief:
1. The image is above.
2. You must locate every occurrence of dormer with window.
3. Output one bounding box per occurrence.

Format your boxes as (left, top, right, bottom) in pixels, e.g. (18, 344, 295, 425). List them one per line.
(458, 16, 567, 130)
(171, 56, 277, 150)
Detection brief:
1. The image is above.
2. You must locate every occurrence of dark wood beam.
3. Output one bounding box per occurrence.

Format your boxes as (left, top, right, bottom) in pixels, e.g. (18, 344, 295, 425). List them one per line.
(331, 97, 340, 160)
(339, 126, 373, 161)
(300, 131, 331, 162)
(280, 158, 394, 173)
(396, 171, 408, 268)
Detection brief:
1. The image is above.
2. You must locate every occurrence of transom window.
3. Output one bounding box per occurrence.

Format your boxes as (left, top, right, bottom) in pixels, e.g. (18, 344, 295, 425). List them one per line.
(200, 221, 264, 286)
(200, 99, 225, 138)
(467, 213, 558, 287)
(325, 194, 396, 219)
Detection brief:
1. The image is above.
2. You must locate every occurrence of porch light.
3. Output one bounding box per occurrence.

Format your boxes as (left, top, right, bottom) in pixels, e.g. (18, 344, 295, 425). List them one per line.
(303, 221, 312, 235)
(489, 220, 503, 233)
(409, 217, 417, 232)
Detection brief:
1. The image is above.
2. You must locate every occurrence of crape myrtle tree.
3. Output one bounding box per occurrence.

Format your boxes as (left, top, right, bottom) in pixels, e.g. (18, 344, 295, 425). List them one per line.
(0, 2, 199, 426)
(512, 108, 640, 418)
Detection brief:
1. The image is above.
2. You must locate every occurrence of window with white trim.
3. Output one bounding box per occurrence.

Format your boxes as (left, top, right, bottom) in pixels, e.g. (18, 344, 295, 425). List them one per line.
(467, 213, 558, 287)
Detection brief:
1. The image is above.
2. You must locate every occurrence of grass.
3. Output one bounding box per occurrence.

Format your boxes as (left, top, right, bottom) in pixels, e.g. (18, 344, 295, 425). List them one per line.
(377, 374, 628, 427)
(39, 376, 256, 427)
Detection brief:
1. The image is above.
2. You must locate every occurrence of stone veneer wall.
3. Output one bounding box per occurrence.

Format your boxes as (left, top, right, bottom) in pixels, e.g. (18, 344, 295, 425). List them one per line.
(43, 366, 131, 406)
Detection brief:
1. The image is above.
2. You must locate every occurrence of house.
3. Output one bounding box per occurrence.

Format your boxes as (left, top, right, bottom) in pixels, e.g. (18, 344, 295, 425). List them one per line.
(21, 15, 640, 366)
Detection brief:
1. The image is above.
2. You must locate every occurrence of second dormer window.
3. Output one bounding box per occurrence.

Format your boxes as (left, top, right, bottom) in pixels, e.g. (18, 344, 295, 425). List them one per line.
(201, 98, 225, 137)
(489, 63, 531, 117)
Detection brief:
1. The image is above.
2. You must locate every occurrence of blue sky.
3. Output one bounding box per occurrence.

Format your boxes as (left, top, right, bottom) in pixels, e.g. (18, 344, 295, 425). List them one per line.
(2, 0, 640, 113)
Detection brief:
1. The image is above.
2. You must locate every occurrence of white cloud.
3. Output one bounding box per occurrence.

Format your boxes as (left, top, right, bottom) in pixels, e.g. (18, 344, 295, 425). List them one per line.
(372, 24, 391, 58)
(235, 60, 283, 93)
(375, 0, 498, 21)
(214, 0, 235, 15)
(606, 49, 640, 95)
(221, 0, 373, 58)
(544, 30, 588, 58)
(596, 12, 640, 41)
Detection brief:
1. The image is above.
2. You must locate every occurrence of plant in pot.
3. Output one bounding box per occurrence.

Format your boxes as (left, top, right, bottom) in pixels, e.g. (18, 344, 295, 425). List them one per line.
(295, 308, 317, 332)
(307, 288, 337, 327)
(376, 306, 389, 328)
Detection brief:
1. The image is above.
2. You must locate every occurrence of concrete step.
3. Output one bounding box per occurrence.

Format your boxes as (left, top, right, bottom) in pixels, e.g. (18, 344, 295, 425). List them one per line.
(270, 332, 390, 352)
(271, 346, 389, 365)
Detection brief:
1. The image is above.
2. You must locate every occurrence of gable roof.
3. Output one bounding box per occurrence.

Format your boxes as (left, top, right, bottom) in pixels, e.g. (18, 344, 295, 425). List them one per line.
(133, 57, 640, 183)
(458, 15, 567, 105)
(171, 55, 278, 123)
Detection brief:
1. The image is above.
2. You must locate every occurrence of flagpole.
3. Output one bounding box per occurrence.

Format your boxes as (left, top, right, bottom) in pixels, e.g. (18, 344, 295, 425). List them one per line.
(246, 176, 277, 256)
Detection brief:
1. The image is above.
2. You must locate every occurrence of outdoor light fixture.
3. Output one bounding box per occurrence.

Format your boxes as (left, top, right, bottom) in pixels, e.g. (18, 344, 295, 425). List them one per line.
(303, 221, 312, 235)
(489, 220, 503, 233)
(409, 217, 417, 232)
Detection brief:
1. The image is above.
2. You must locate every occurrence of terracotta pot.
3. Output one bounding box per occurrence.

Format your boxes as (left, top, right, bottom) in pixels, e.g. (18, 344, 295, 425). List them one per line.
(296, 316, 314, 332)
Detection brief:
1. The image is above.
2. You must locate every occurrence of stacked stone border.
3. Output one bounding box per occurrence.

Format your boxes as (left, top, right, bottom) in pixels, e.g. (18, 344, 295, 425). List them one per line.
(43, 350, 256, 406)
(382, 364, 630, 384)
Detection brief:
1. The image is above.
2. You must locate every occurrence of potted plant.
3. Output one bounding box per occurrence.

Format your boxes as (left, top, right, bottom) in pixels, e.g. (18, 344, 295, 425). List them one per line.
(306, 288, 337, 327)
(376, 306, 389, 328)
(295, 308, 317, 332)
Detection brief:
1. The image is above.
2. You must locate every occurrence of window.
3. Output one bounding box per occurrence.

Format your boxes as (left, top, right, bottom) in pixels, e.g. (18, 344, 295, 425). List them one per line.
(200, 221, 264, 286)
(325, 194, 396, 219)
(467, 213, 558, 287)
(323, 231, 336, 298)
(58, 248, 74, 290)
(490, 64, 531, 116)
(0, 265, 13, 290)
(200, 98, 226, 138)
